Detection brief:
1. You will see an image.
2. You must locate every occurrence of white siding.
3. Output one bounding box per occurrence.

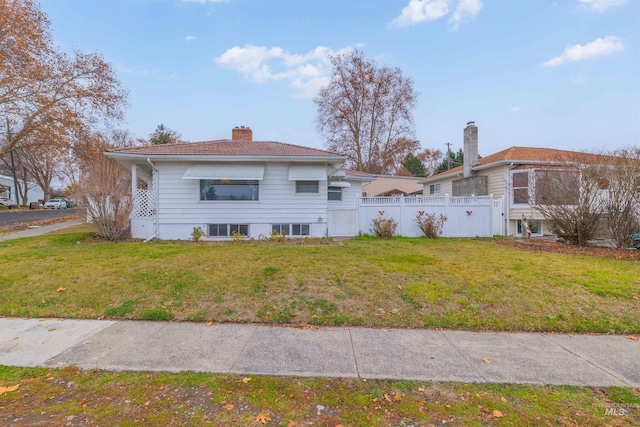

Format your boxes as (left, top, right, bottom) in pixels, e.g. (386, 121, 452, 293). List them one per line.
(153, 162, 345, 240)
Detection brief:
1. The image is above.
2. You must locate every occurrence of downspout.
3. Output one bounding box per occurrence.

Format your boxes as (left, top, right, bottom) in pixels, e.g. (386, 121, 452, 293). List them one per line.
(144, 157, 159, 242)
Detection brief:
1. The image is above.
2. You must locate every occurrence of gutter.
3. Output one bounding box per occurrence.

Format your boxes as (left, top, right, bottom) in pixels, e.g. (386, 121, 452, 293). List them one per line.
(144, 157, 160, 242)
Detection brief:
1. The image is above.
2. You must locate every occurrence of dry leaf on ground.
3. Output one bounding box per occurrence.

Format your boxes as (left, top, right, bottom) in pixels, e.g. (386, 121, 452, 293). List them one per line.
(56, 287, 66, 292)
(48, 327, 56, 332)
(481, 357, 490, 364)
(224, 404, 234, 411)
(242, 377, 251, 383)
(492, 409, 504, 417)
(0, 385, 19, 395)
(256, 412, 271, 423)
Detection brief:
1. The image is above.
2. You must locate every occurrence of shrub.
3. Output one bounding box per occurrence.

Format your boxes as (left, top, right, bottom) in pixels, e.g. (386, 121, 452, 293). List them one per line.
(415, 211, 447, 238)
(190, 226, 204, 242)
(269, 229, 286, 242)
(231, 230, 245, 242)
(371, 210, 398, 238)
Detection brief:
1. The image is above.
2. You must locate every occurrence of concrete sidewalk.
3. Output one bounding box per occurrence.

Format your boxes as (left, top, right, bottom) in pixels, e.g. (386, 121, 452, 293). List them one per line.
(0, 219, 86, 242)
(1, 318, 638, 387)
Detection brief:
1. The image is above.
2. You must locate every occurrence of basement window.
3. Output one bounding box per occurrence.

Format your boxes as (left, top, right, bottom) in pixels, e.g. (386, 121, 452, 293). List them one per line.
(208, 224, 249, 237)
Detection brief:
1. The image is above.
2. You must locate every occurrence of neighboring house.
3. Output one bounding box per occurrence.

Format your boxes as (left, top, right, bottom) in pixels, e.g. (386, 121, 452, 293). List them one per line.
(361, 175, 424, 197)
(0, 174, 45, 206)
(419, 122, 610, 237)
(106, 126, 373, 240)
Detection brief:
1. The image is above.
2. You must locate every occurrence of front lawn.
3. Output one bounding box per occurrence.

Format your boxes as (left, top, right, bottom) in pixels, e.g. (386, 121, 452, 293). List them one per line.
(1, 366, 638, 426)
(0, 232, 638, 333)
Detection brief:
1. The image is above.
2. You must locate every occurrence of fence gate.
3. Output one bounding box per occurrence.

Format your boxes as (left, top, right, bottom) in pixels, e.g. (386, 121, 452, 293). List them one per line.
(328, 210, 358, 237)
(492, 196, 505, 236)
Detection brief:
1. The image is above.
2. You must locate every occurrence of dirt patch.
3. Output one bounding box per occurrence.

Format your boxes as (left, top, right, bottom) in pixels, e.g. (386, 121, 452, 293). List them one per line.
(496, 237, 638, 261)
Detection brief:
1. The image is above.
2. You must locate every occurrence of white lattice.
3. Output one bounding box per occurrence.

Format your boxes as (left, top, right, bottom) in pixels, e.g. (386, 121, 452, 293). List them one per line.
(132, 188, 156, 218)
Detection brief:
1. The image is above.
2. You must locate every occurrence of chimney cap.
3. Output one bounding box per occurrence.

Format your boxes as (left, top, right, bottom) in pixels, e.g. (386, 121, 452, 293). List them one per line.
(466, 121, 476, 126)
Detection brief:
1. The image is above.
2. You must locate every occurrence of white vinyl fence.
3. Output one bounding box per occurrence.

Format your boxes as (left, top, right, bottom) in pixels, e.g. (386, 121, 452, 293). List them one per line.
(358, 195, 494, 237)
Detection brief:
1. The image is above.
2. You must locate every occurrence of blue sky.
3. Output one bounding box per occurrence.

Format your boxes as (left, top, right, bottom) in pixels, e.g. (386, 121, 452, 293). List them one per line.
(40, 0, 639, 156)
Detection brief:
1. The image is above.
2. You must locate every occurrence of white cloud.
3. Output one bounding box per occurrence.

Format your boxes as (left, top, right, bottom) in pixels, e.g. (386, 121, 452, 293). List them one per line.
(578, 0, 628, 13)
(389, 0, 450, 28)
(449, 0, 483, 31)
(184, 35, 196, 42)
(214, 45, 351, 97)
(542, 36, 624, 67)
(168, 72, 179, 79)
(510, 106, 522, 112)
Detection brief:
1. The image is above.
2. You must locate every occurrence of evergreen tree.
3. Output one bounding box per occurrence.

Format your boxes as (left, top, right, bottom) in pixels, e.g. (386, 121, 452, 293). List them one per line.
(401, 153, 426, 177)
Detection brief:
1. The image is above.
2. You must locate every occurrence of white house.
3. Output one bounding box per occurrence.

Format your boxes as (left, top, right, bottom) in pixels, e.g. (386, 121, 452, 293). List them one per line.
(0, 174, 45, 206)
(105, 126, 373, 240)
(420, 122, 614, 237)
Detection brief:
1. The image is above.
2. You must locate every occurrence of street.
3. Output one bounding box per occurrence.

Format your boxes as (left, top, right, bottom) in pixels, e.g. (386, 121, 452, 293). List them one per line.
(0, 207, 84, 228)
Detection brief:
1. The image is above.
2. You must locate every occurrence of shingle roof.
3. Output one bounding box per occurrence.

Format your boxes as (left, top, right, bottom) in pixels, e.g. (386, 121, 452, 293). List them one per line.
(429, 146, 608, 179)
(107, 140, 344, 158)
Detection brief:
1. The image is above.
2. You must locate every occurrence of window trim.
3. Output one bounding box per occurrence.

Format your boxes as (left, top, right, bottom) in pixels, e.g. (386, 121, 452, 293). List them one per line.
(295, 180, 320, 194)
(328, 186, 343, 201)
(271, 223, 310, 236)
(429, 183, 441, 195)
(512, 171, 530, 205)
(208, 223, 249, 237)
(199, 179, 259, 202)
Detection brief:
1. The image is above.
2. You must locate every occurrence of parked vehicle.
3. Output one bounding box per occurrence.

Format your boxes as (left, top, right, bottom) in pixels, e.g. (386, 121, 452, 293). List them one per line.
(629, 233, 640, 250)
(43, 198, 67, 209)
(0, 198, 17, 209)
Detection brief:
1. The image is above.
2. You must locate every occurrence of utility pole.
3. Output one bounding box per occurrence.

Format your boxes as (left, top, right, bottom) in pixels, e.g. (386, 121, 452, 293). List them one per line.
(445, 142, 453, 170)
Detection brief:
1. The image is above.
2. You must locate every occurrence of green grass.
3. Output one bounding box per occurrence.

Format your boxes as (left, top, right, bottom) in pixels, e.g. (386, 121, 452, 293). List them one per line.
(0, 366, 638, 426)
(0, 232, 638, 333)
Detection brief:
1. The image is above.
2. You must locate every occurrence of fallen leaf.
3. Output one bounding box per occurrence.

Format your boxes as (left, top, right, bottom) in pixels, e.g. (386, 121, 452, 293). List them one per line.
(224, 404, 234, 411)
(78, 398, 88, 406)
(501, 396, 508, 403)
(418, 386, 425, 392)
(289, 392, 294, 398)
(0, 385, 19, 395)
(394, 393, 402, 401)
(12, 337, 18, 341)
(625, 335, 638, 341)
(242, 377, 251, 384)
(492, 410, 504, 417)
(256, 412, 271, 423)
(384, 393, 392, 402)
(481, 357, 491, 364)
(288, 421, 297, 427)
(48, 327, 56, 332)
(633, 295, 638, 300)
(206, 321, 213, 327)
(56, 287, 66, 292)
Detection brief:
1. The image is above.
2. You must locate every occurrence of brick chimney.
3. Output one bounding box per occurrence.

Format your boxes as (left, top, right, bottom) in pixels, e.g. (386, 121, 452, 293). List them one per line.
(463, 121, 478, 178)
(232, 126, 253, 142)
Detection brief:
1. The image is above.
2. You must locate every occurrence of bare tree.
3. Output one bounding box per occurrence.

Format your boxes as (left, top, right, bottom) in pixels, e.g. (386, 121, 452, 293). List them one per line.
(0, 0, 128, 157)
(315, 49, 418, 173)
(417, 148, 444, 176)
(78, 130, 134, 240)
(603, 147, 640, 248)
(533, 158, 608, 246)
